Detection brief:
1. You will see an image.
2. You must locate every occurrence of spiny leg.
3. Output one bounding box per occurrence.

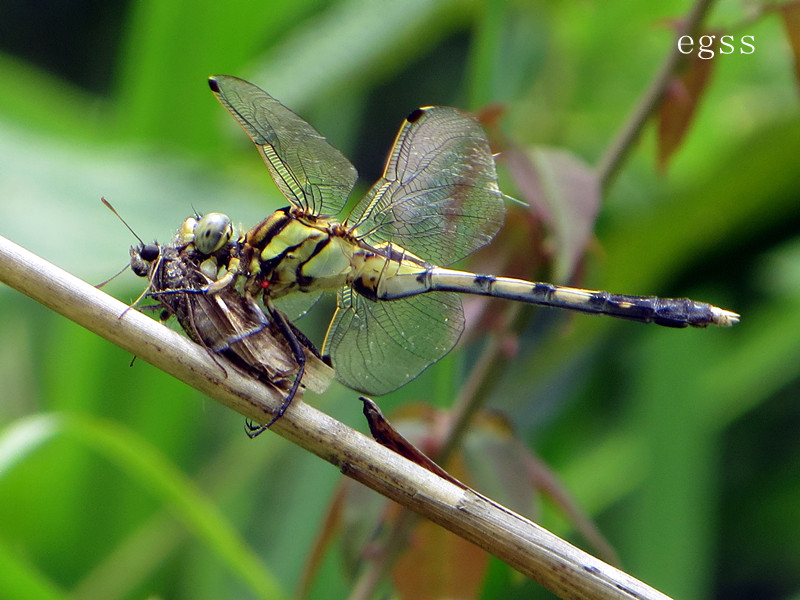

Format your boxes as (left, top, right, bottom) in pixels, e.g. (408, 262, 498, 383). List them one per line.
(245, 298, 307, 437)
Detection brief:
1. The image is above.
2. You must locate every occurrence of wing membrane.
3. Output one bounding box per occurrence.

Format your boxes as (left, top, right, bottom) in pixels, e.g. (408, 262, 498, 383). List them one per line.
(346, 106, 505, 266)
(323, 286, 464, 395)
(209, 75, 357, 216)
(272, 289, 322, 321)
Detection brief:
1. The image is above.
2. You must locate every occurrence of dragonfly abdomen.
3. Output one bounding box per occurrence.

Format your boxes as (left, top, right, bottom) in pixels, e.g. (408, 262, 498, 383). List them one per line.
(378, 267, 739, 328)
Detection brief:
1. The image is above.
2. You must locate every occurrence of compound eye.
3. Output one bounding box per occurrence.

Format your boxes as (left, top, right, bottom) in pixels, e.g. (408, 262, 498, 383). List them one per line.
(194, 213, 233, 255)
(130, 243, 159, 277)
(140, 244, 160, 262)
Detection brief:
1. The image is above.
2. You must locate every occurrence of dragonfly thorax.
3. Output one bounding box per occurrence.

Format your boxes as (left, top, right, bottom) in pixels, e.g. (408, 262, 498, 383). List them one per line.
(237, 209, 356, 299)
(236, 208, 431, 302)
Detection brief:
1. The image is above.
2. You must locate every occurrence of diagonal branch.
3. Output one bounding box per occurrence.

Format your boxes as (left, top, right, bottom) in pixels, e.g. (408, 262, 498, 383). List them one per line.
(0, 233, 672, 600)
(596, 0, 717, 191)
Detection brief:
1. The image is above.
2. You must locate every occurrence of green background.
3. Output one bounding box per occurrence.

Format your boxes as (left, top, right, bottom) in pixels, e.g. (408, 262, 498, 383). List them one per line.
(0, 1, 798, 598)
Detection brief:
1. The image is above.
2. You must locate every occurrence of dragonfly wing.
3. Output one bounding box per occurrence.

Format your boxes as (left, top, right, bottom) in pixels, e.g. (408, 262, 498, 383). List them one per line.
(209, 75, 357, 216)
(346, 106, 505, 266)
(272, 289, 323, 321)
(323, 286, 464, 395)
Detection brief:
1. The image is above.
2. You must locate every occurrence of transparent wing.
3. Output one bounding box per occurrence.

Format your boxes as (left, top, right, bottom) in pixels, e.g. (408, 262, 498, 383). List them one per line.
(345, 106, 505, 266)
(322, 286, 464, 395)
(209, 75, 357, 216)
(272, 289, 323, 321)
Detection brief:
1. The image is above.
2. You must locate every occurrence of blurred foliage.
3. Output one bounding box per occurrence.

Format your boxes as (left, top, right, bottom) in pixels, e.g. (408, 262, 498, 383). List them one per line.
(0, 1, 799, 599)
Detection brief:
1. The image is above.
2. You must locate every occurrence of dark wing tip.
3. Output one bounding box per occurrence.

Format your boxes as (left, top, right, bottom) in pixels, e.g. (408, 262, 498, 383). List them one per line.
(208, 76, 221, 93)
(406, 107, 426, 123)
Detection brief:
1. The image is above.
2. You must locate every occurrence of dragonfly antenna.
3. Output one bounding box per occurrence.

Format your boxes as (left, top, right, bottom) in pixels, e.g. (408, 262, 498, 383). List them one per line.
(95, 263, 130, 289)
(101, 196, 146, 247)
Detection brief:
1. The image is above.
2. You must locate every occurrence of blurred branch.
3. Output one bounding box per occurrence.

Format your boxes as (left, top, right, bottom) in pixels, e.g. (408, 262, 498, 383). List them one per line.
(440, 302, 523, 460)
(0, 233, 673, 600)
(596, 0, 716, 191)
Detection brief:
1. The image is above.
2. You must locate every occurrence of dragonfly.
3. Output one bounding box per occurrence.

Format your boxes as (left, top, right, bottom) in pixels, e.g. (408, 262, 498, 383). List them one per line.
(186, 75, 738, 398)
(128, 217, 332, 430)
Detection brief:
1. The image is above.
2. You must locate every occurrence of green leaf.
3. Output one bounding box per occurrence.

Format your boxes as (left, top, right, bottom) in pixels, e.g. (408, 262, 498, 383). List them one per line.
(0, 414, 288, 600)
(0, 538, 69, 600)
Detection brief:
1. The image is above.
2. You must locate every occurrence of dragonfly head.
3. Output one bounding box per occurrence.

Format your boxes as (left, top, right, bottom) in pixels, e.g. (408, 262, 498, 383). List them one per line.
(192, 212, 234, 256)
(130, 243, 161, 277)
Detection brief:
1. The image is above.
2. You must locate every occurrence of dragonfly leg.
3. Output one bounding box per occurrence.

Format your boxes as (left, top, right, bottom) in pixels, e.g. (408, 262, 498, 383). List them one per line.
(245, 298, 307, 437)
(204, 267, 238, 294)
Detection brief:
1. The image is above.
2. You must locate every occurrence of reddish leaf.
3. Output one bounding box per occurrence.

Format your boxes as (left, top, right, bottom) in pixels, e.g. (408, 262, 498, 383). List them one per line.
(506, 146, 600, 282)
(460, 413, 619, 564)
(393, 517, 489, 600)
(475, 102, 507, 134)
(657, 48, 716, 169)
(301, 405, 617, 597)
(780, 0, 800, 87)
